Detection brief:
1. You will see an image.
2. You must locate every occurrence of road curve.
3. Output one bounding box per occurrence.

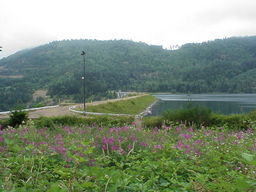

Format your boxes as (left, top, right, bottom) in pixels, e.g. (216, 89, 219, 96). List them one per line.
(0, 94, 146, 119)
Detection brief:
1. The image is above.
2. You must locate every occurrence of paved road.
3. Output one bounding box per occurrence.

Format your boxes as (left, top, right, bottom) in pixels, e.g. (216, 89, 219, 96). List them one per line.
(0, 95, 145, 119)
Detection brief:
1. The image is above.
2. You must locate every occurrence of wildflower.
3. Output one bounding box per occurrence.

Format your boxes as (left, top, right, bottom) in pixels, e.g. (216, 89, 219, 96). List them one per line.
(121, 126, 130, 131)
(204, 130, 212, 136)
(187, 127, 194, 132)
(111, 145, 119, 151)
(101, 144, 107, 150)
(63, 126, 73, 134)
(175, 126, 182, 133)
(139, 142, 148, 147)
(0, 136, 4, 142)
(180, 134, 192, 140)
(50, 145, 67, 155)
(128, 144, 133, 150)
(175, 140, 184, 150)
(102, 136, 114, 145)
(163, 125, 171, 130)
(129, 135, 137, 142)
(118, 137, 124, 143)
(235, 132, 243, 140)
(194, 140, 203, 144)
(154, 144, 162, 149)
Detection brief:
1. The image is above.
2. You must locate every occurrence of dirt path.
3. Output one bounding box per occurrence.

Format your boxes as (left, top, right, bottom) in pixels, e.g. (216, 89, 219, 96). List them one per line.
(0, 94, 146, 119)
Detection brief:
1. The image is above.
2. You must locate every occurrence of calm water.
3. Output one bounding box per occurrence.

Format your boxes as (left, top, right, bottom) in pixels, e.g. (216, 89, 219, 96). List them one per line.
(151, 94, 256, 115)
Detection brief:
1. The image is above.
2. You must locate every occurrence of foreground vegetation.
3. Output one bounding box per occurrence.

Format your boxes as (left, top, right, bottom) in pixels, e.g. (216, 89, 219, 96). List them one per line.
(0, 116, 256, 191)
(144, 104, 256, 130)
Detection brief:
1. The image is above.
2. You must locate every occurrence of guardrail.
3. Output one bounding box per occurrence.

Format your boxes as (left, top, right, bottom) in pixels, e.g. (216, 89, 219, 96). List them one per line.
(0, 105, 59, 115)
(68, 100, 158, 118)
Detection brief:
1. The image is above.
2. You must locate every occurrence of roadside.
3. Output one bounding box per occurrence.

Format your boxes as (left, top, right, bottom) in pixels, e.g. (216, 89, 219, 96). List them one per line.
(0, 94, 146, 119)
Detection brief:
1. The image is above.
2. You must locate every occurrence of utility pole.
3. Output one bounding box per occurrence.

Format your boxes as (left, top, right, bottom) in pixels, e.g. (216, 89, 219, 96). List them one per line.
(81, 51, 86, 115)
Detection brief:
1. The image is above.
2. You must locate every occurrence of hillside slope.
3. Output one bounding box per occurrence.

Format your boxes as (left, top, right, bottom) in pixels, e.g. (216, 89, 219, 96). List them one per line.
(1, 37, 256, 110)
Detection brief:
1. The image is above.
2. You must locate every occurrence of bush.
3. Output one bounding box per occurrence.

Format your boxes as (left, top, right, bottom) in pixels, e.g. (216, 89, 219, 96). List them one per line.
(33, 115, 134, 128)
(210, 113, 250, 130)
(0, 119, 9, 130)
(8, 109, 28, 128)
(143, 116, 163, 128)
(162, 103, 212, 126)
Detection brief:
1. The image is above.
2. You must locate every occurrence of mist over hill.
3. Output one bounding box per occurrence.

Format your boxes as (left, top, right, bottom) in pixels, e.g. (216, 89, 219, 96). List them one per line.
(1, 36, 256, 111)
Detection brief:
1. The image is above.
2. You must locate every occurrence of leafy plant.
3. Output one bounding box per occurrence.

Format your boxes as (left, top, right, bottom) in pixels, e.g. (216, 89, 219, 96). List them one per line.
(8, 109, 28, 127)
(162, 103, 212, 126)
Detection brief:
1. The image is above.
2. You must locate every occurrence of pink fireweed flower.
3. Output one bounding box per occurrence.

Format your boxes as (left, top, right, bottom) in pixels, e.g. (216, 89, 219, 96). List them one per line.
(163, 125, 171, 130)
(175, 140, 184, 150)
(128, 144, 133, 150)
(102, 136, 114, 145)
(50, 145, 67, 155)
(193, 148, 202, 156)
(56, 140, 64, 146)
(0, 146, 6, 152)
(175, 126, 182, 133)
(63, 126, 73, 134)
(215, 135, 225, 142)
(187, 127, 194, 132)
(121, 126, 130, 131)
(139, 142, 149, 147)
(101, 144, 107, 150)
(0, 136, 4, 142)
(118, 148, 126, 155)
(111, 145, 119, 151)
(204, 130, 213, 136)
(129, 135, 137, 142)
(118, 137, 124, 143)
(154, 144, 162, 149)
(54, 134, 63, 141)
(109, 128, 116, 133)
(180, 134, 192, 140)
(194, 140, 203, 145)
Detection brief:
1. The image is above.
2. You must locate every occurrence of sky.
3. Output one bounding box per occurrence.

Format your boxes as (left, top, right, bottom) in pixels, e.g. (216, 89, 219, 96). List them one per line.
(0, 0, 256, 58)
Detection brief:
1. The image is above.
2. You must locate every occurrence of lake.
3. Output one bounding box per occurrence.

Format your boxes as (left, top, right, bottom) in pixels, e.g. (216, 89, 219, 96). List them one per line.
(151, 94, 256, 115)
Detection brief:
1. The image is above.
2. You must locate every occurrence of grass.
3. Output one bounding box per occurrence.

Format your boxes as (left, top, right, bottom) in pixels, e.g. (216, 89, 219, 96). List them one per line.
(0, 120, 255, 191)
(84, 95, 156, 115)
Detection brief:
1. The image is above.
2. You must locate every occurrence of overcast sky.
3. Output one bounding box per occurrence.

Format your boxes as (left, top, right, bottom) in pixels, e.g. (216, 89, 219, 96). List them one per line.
(0, 0, 256, 58)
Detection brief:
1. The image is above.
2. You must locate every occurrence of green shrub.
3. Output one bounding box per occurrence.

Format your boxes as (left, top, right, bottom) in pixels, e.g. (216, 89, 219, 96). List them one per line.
(210, 113, 250, 130)
(33, 115, 134, 128)
(0, 119, 9, 129)
(8, 109, 28, 128)
(162, 103, 212, 126)
(143, 116, 163, 128)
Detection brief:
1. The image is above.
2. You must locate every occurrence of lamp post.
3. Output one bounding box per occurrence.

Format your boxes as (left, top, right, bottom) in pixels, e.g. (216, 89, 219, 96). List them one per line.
(81, 51, 86, 115)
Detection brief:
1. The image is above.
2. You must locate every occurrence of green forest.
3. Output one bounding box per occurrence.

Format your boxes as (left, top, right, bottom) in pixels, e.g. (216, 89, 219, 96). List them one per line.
(1, 36, 256, 111)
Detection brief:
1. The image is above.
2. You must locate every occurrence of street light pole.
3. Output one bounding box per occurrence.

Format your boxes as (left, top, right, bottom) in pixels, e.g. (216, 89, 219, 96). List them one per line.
(81, 51, 86, 115)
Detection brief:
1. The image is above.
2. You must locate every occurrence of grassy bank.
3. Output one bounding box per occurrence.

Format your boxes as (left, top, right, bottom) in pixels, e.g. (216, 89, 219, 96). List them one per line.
(83, 95, 156, 115)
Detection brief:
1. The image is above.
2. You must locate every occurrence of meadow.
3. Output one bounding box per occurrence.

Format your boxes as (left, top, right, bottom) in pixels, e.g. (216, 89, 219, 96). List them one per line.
(0, 119, 256, 191)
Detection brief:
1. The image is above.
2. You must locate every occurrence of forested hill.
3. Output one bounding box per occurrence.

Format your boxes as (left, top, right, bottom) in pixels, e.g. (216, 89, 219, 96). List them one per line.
(1, 36, 256, 111)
